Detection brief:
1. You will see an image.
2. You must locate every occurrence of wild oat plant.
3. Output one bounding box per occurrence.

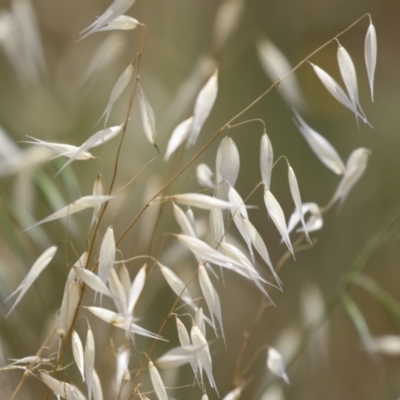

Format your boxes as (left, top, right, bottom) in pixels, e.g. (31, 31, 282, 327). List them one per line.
(0, 1, 378, 399)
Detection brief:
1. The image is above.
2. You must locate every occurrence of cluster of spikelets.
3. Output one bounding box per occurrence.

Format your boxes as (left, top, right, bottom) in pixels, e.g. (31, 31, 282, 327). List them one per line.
(0, 0, 378, 399)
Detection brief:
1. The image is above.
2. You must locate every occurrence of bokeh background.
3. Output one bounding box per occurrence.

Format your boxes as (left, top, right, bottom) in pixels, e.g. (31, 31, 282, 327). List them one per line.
(1, 0, 400, 399)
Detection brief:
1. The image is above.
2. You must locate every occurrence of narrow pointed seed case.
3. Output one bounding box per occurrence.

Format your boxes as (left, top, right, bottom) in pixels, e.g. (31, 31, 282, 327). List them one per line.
(293, 110, 345, 175)
(196, 163, 214, 187)
(260, 132, 273, 189)
(310, 62, 367, 123)
(127, 265, 146, 314)
(256, 38, 305, 109)
(337, 41, 366, 123)
(72, 331, 85, 382)
(267, 347, 290, 384)
(164, 117, 193, 161)
(73, 266, 113, 298)
(91, 174, 105, 228)
(23, 136, 94, 160)
(57, 125, 123, 175)
(85, 327, 95, 400)
(365, 23, 377, 101)
(98, 226, 116, 284)
(198, 264, 224, 340)
(96, 15, 142, 32)
(263, 188, 294, 255)
(97, 63, 134, 127)
(6, 245, 58, 316)
(288, 164, 310, 243)
(138, 84, 157, 147)
(168, 193, 233, 210)
(80, 0, 136, 40)
(330, 147, 371, 206)
(25, 195, 114, 230)
(148, 360, 168, 400)
(187, 70, 218, 147)
(216, 136, 240, 188)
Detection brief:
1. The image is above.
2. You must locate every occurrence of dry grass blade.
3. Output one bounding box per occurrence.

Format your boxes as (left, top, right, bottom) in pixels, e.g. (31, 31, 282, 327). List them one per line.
(98, 226, 116, 284)
(267, 347, 290, 384)
(212, 0, 244, 52)
(370, 336, 400, 355)
(5, 356, 52, 367)
(216, 136, 240, 188)
(167, 193, 233, 210)
(164, 117, 193, 161)
(195, 307, 206, 337)
(127, 264, 146, 314)
(148, 360, 168, 400)
(260, 132, 273, 189)
(85, 327, 95, 400)
(198, 264, 224, 341)
(115, 345, 130, 391)
(91, 174, 104, 228)
(242, 218, 282, 288)
(176, 317, 191, 346)
(287, 202, 323, 234)
(80, 0, 136, 40)
(173, 203, 197, 237)
(79, 34, 125, 86)
(5, 245, 58, 317)
(85, 306, 125, 326)
(288, 165, 311, 243)
(109, 269, 128, 315)
(264, 188, 294, 256)
(330, 147, 371, 206)
(25, 195, 114, 230)
(337, 41, 366, 123)
(72, 331, 85, 382)
(119, 263, 131, 298)
(190, 323, 218, 393)
(365, 22, 377, 101)
(58, 280, 80, 338)
(310, 62, 367, 123)
(187, 70, 218, 147)
(160, 265, 194, 308)
(138, 83, 157, 148)
(176, 317, 201, 382)
(97, 63, 134, 127)
(176, 234, 247, 274)
(73, 266, 113, 298)
(186, 208, 199, 238)
(228, 185, 254, 261)
(196, 163, 214, 188)
(293, 110, 345, 175)
(219, 240, 276, 298)
(155, 345, 202, 369)
(85, 306, 165, 340)
(22, 136, 94, 160)
(56, 125, 123, 175)
(209, 207, 225, 247)
(40, 372, 86, 399)
(222, 386, 244, 400)
(10, 0, 47, 82)
(256, 38, 305, 109)
(96, 15, 142, 32)
(92, 369, 104, 400)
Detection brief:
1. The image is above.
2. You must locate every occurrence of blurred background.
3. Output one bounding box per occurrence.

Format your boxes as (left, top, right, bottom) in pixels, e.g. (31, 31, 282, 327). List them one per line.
(0, 0, 400, 399)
